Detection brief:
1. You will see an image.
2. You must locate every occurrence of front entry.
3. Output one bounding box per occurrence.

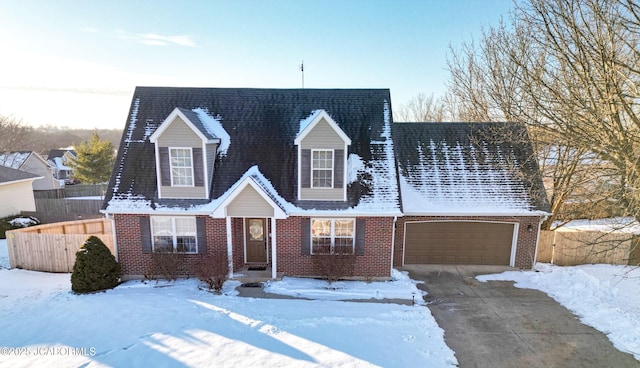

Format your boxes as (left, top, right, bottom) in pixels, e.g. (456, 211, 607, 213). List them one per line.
(245, 218, 267, 263)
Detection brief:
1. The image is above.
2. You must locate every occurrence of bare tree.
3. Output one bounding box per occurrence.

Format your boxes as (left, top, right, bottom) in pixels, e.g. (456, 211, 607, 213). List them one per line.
(445, 0, 640, 230)
(0, 115, 35, 152)
(395, 93, 447, 122)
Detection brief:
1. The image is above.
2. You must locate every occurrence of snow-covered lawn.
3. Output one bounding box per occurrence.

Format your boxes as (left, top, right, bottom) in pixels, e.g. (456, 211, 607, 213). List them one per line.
(479, 263, 640, 360)
(0, 240, 456, 367)
(3, 236, 639, 365)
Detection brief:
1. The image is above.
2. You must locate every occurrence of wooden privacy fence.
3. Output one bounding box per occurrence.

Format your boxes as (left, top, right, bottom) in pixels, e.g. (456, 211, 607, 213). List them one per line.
(23, 198, 103, 224)
(537, 230, 639, 266)
(6, 218, 114, 273)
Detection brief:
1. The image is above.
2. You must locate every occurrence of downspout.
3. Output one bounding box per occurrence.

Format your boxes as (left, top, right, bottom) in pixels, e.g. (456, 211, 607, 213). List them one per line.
(105, 213, 118, 262)
(271, 217, 277, 279)
(389, 215, 398, 277)
(532, 215, 549, 269)
(226, 216, 233, 278)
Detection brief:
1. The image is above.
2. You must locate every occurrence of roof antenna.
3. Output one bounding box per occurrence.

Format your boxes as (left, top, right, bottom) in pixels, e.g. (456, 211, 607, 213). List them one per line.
(299, 60, 304, 88)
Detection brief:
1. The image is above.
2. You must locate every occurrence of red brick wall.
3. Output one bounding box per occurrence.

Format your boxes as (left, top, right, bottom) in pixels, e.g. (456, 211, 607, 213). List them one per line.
(276, 216, 395, 278)
(232, 218, 244, 270)
(114, 214, 396, 279)
(113, 214, 227, 278)
(393, 216, 542, 269)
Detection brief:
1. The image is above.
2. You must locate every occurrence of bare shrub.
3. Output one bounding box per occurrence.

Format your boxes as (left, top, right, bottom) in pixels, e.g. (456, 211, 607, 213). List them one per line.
(312, 253, 356, 284)
(145, 251, 181, 281)
(195, 253, 229, 292)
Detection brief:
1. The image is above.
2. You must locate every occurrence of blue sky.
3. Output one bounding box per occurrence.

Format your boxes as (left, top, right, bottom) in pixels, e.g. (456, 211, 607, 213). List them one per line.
(0, 0, 512, 129)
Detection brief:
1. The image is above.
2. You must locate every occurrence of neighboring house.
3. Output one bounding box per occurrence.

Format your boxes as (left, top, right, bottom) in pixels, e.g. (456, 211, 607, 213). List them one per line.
(47, 149, 77, 184)
(103, 87, 551, 280)
(0, 166, 42, 218)
(0, 151, 61, 191)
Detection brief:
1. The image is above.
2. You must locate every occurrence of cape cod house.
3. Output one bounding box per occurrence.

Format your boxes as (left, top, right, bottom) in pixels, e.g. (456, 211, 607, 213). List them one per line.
(103, 87, 550, 280)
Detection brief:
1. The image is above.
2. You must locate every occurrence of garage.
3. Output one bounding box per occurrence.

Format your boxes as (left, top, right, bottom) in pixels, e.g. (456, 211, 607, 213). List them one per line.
(404, 221, 515, 265)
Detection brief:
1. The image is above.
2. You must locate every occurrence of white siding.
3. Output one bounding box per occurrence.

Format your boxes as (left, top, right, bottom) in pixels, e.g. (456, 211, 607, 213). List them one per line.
(157, 117, 208, 199)
(300, 119, 345, 150)
(299, 118, 347, 201)
(0, 181, 36, 217)
(157, 117, 201, 147)
(227, 186, 274, 217)
(21, 155, 60, 190)
(160, 185, 207, 198)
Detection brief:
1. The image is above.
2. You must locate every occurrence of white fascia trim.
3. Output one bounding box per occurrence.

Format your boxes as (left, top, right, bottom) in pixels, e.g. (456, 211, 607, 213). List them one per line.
(211, 177, 287, 219)
(201, 141, 210, 200)
(297, 145, 301, 201)
(101, 209, 214, 216)
(150, 107, 220, 145)
(154, 144, 163, 198)
(294, 110, 352, 145)
(288, 210, 403, 217)
(0, 177, 43, 186)
(402, 211, 551, 217)
(342, 141, 348, 201)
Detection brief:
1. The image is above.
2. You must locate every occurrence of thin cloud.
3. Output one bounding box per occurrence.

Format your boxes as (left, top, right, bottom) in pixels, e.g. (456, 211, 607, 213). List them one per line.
(115, 30, 197, 47)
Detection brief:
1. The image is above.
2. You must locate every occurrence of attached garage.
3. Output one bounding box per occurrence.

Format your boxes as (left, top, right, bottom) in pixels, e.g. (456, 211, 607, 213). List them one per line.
(404, 221, 516, 265)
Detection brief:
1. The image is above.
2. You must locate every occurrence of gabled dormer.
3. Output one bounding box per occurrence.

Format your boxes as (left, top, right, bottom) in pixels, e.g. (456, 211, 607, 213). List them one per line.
(150, 107, 230, 199)
(295, 110, 351, 201)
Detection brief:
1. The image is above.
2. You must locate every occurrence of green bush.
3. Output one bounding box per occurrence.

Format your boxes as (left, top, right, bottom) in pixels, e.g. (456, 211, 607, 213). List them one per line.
(71, 236, 121, 293)
(0, 215, 40, 239)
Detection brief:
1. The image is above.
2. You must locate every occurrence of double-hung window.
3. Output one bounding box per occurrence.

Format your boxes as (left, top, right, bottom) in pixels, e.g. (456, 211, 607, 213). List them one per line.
(311, 218, 355, 254)
(312, 149, 333, 188)
(170, 148, 194, 186)
(151, 216, 197, 253)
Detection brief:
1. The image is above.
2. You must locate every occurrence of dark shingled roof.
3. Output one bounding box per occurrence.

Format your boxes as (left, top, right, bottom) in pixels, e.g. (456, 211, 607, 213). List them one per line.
(0, 166, 41, 184)
(104, 87, 396, 211)
(392, 122, 550, 213)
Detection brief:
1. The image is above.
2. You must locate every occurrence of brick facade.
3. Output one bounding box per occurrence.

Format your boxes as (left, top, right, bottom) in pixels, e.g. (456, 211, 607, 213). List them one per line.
(393, 215, 543, 269)
(275, 216, 395, 278)
(114, 214, 395, 279)
(114, 213, 542, 279)
(113, 214, 227, 278)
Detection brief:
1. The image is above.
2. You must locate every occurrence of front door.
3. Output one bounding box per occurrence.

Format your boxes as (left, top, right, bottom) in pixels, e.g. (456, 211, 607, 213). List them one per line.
(246, 218, 267, 263)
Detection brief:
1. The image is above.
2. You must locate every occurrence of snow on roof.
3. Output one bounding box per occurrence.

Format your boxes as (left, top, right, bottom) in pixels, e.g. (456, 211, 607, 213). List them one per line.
(104, 87, 401, 215)
(553, 217, 640, 234)
(51, 157, 72, 171)
(393, 122, 549, 215)
(399, 140, 534, 214)
(347, 100, 400, 213)
(192, 108, 231, 156)
(297, 109, 323, 136)
(111, 97, 140, 194)
(0, 152, 30, 170)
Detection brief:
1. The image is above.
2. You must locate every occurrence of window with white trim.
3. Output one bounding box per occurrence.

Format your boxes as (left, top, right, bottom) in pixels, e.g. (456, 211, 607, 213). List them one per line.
(311, 218, 355, 254)
(170, 148, 194, 186)
(312, 149, 333, 188)
(151, 216, 197, 253)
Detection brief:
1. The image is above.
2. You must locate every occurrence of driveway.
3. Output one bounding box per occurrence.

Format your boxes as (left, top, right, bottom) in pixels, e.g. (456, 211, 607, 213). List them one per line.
(402, 265, 639, 368)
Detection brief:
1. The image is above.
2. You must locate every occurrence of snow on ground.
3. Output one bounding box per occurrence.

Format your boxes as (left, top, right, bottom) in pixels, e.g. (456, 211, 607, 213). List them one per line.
(0, 239, 8, 270)
(478, 263, 640, 360)
(0, 240, 456, 367)
(264, 269, 426, 304)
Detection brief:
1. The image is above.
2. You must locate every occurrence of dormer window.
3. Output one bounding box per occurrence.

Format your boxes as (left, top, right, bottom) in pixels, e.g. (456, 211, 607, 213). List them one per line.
(150, 107, 230, 200)
(295, 110, 351, 201)
(170, 148, 194, 186)
(312, 149, 333, 188)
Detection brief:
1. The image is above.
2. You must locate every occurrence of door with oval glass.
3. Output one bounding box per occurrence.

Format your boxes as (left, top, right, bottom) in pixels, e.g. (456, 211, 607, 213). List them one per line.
(246, 218, 267, 263)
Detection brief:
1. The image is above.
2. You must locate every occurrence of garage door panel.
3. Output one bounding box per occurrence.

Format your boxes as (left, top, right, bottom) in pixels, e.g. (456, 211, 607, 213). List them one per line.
(405, 222, 514, 265)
